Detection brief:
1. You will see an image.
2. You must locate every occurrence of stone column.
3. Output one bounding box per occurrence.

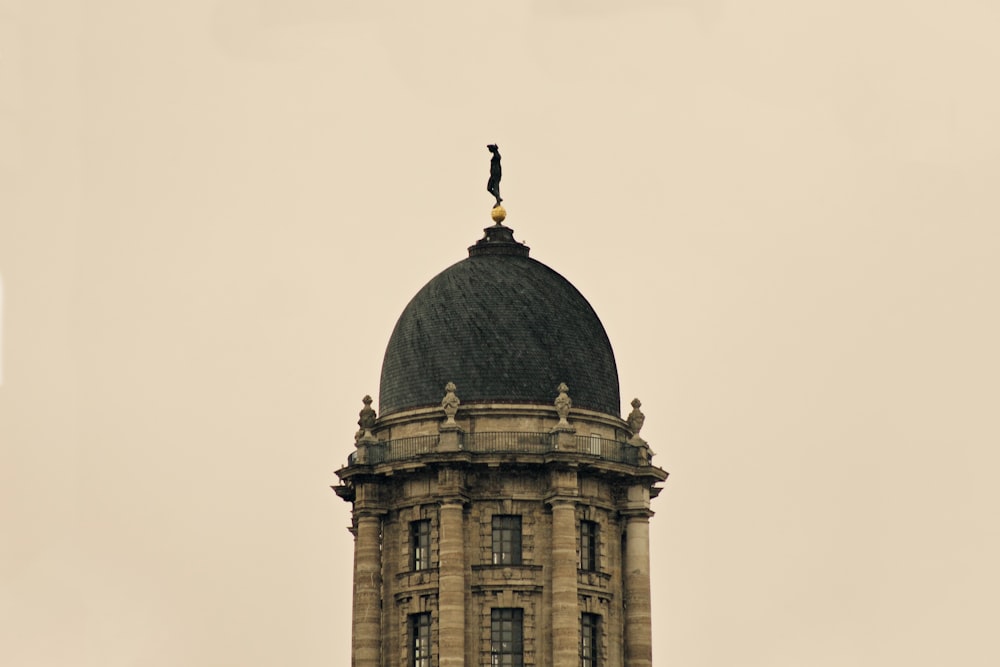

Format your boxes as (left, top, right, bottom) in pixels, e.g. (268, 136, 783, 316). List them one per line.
(550, 497, 579, 667)
(352, 511, 382, 667)
(438, 498, 466, 667)
(623, 511, 653, 667)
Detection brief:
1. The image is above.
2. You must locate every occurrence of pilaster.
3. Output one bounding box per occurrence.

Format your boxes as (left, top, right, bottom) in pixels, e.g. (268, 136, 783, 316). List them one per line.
(437, 469, 467, 667)
(547, 468, 579, 667)
(622, 509, 653, 667)
(352, 510, 384, 667)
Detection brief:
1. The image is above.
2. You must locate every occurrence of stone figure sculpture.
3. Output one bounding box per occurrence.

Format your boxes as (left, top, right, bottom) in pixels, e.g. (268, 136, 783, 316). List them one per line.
(554, 382, 572, 426)
(487, 144, 502, 207)
(441, 381, 461, 426)
(626, 398, 645, 436)
(355, 394, 377, 443)
(625, 397, 653, 463)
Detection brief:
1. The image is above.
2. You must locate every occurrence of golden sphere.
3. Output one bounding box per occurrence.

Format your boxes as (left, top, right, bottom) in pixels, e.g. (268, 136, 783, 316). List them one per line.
(491, 205, 507, 224)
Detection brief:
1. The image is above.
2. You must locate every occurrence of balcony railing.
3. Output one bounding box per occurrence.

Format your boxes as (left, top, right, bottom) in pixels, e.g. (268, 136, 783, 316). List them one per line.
(574, 435, 640, 465)
(464, 431, 552, 454)
(351, 431, 645, 467)
(366, 434, 438, 465)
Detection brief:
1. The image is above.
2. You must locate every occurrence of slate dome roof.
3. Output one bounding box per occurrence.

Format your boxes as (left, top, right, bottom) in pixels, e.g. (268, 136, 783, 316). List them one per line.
(378, 224, 620, 417)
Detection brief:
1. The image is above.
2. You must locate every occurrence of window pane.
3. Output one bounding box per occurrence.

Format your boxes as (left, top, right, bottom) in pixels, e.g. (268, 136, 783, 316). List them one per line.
(410, 613, 431, 667)
(491, 608, 523, 667)
(580, 520, 598, 571)
(411, 520, 430, 571)
(581, 613, 599, 667)
(492, 515, 522, 565)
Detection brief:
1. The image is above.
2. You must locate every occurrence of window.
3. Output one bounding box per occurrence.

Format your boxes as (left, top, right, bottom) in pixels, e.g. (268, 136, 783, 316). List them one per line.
(491, 608, 523, 667)
(410, 519, 431, 571)
(580, 520, 598, 571)
(410, 613, 431, 667)
(492, 515, 522, 565)
(581, 613, 599, 667)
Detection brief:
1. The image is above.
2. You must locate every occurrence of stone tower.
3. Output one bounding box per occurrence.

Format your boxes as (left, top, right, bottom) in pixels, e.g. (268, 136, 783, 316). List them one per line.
(335, 213, 668, 667)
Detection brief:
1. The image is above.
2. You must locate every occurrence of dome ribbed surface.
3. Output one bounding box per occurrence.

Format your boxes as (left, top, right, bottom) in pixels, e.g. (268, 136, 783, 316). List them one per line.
(378, 246, 620, 417)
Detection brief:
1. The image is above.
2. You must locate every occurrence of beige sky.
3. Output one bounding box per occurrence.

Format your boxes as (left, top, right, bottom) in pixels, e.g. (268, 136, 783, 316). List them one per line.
(2, 1, 1000, 665)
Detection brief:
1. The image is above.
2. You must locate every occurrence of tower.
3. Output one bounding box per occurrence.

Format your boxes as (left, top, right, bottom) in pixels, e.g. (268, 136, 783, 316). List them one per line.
(335, 206, 668, 667)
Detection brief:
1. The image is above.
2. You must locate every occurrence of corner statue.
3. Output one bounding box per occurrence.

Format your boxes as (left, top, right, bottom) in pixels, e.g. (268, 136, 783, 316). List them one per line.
(487, 143, 502, 207)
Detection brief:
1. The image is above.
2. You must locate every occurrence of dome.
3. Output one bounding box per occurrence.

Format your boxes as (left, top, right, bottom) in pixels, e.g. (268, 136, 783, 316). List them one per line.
(378, 224, 620, 417)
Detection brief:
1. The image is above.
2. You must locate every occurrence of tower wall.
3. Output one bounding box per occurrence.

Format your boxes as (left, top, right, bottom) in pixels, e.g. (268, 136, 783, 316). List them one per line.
(337, 404, 666, 667)
(335, 217, 667, 666)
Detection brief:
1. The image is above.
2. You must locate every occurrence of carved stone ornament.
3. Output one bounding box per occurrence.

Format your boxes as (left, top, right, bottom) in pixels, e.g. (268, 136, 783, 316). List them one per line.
(638, 445, 652, 465)
(441, 381, 461, 425)
(355, 394, 377, 444)
(626, 398, 645, 436)
(554, 382, 572, 426)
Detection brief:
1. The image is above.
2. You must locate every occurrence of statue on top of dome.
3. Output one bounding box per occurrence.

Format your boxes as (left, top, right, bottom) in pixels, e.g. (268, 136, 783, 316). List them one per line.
(487, 144, 502, 208)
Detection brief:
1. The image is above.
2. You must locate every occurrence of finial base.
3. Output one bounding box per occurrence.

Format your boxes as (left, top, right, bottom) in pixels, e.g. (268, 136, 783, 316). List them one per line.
(491, 204, 507, 224)
(468, 222, 530, 258)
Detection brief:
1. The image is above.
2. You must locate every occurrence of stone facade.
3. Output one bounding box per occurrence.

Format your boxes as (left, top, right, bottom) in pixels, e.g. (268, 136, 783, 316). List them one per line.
(336, 400, 667, 667)
(336, 217, 666, 666)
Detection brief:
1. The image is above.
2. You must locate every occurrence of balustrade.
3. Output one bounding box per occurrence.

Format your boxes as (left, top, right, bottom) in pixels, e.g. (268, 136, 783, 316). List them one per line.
(352, 432, 643, 466)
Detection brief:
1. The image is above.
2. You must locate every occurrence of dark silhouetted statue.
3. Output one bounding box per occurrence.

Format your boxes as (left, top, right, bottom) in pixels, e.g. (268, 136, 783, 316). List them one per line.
(487, 144, 502, 206)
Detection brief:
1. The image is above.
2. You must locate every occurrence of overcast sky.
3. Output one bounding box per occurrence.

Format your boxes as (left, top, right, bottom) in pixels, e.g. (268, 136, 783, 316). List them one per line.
(2, 1, 1000, 666)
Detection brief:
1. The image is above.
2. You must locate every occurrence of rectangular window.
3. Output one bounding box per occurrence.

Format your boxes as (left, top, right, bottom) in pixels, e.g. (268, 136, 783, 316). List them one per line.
(492, 515, 522, 565)
(580, 520, 598, 571)
(410, 519, 431, 571)
(491, 608, 524, 667)
(410, 613, 431, 667)
(581, 613, 599, 667)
